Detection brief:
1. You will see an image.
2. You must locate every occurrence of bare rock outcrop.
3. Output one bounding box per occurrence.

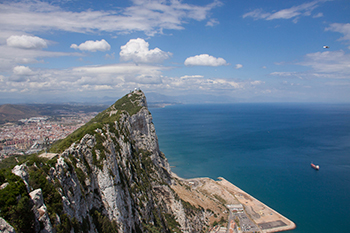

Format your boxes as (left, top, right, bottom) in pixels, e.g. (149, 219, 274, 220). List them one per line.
(11, 164, 29, 192)
(29, 188, 53, 233)
(0, 217, 15, 233)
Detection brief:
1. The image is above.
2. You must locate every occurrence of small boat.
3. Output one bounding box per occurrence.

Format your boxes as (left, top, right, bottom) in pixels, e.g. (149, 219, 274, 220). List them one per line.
(311, 163, 319, 170)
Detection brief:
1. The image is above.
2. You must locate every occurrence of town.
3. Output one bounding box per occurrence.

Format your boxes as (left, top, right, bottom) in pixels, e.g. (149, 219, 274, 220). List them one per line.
(0, 112, 97, 160)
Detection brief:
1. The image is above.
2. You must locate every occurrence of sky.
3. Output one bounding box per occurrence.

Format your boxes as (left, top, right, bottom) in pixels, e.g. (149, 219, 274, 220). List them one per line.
(0, 0, 350, 104)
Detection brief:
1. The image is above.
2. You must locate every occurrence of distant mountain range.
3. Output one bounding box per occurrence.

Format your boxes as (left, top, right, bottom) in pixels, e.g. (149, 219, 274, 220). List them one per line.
(0, 104, 41, 124)
(0, 103, 108, 124)
(1, 91, 271, 124)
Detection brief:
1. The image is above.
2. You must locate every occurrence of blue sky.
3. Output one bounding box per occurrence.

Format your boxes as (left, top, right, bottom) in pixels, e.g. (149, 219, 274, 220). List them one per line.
(0, 0, 349, 104)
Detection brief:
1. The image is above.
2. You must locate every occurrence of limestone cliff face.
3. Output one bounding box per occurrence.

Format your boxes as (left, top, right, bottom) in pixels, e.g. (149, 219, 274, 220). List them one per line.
(3, 90, 209, 233)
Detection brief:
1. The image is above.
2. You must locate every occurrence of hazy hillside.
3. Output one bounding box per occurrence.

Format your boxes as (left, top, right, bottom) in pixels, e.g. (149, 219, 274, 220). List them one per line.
(0, 104, 40, 124)
(0, 104, 108, 124)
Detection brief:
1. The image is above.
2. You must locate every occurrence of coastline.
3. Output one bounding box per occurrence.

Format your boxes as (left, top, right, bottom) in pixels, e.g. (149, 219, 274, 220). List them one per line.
(171, 173, 296, 233)
(217, 177, 296, 233)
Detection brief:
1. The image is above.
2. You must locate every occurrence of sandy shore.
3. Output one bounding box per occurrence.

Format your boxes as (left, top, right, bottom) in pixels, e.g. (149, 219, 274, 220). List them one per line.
(171, 173, 296, 233)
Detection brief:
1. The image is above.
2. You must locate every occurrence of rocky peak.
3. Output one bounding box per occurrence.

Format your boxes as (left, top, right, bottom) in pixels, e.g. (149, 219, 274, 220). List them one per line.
(0, 90, 212, 233)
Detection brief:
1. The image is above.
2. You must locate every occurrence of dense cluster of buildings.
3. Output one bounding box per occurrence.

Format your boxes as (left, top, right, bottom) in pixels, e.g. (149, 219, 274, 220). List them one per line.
(0, 113, 97, 160)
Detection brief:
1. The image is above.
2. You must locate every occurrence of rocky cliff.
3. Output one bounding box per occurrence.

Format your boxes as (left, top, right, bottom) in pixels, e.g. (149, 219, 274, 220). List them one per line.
(0, 90, 216, 233)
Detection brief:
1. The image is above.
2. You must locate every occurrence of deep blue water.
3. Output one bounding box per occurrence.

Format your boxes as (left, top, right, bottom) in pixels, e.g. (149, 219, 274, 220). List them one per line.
(150, 103, 350, 233)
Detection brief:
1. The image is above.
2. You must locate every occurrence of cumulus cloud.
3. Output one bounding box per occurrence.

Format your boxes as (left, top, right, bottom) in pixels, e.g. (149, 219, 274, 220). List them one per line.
(7, 35, 47, 49)
(1, 61, 267, 100)
(184, 54, 228, 66)
(243, 1, 324, 22)
(0, 0, 221, 36)
(120, 38, 172, 64)
(235, 64, 243, 69)
(13, 66, 33, 75)
(70, 39, 111, 52)
(2, 63, 166, 94)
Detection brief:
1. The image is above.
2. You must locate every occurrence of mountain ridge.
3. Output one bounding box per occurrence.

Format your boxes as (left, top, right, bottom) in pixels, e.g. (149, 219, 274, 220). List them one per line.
(0, 90, 215, 232)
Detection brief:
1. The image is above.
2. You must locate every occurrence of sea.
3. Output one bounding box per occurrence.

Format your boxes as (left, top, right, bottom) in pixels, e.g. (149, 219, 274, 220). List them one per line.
(149, 103, 350, 233)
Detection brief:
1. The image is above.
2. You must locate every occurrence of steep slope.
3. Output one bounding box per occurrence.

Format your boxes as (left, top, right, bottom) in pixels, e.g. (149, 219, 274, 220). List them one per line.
(0, 90, 212, 233)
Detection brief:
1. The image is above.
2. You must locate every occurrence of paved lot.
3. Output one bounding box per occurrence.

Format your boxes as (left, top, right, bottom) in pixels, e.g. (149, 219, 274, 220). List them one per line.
(236, 213, 260, 232)
(258, 220, 287, 230)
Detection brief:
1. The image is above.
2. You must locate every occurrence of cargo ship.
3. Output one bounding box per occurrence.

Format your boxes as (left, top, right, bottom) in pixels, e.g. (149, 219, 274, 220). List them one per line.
(311, 163, 319, 170)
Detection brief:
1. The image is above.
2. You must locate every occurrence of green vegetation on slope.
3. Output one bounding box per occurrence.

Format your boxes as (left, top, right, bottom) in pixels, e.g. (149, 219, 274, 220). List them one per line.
(50, 90, 144, 153)
(0, 155, 62, 232)
(0, 154, 84, 232)
(0, 170, 36, 232)
(0, 90, 189, 232)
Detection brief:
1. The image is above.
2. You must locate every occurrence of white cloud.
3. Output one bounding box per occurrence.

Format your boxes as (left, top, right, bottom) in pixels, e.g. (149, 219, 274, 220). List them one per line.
(313, 12, 323, 18)
(270, 72, 306, 80)
(270, 50, 350, 80)
(1, 61, 266, 99)
(93, 85, 113, 90)
(181, 75, 204, 79)
(0, 44, 82, 73)
(243, 1, 323, 22)
(73, 63, 167, 79)
(120, 38, 172, 63)
(184, 54, 227, 66)
(0, 0, 221, 36)
(105, 53, 115, 59)
(129, 74, 163, 84)
(206, 18, 219, 27)
(243, 9, 270, 20)
(7, 35, 47, 49)
(13, 66, 33, 75)
(160, 75, 257, 91)
(299, 50, 350, 76)
(325, 23, 350, 42)
(250, 80, 264, 85)
(235, 64, 243, 69)
(271, 72, 298, 77)
(71, 39, 111, 52)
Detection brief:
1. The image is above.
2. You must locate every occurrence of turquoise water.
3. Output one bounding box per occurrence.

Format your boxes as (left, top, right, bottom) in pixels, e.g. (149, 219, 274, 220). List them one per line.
(150, 103, 350, 233)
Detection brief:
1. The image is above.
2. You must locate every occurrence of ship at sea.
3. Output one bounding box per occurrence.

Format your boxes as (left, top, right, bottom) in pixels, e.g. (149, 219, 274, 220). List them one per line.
(311, 163, 320, 170)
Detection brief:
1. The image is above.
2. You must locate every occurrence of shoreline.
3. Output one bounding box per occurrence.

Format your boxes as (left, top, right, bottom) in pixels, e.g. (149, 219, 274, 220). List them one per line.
(216, 177, 296, 233)
(171, 173, 296, 233)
